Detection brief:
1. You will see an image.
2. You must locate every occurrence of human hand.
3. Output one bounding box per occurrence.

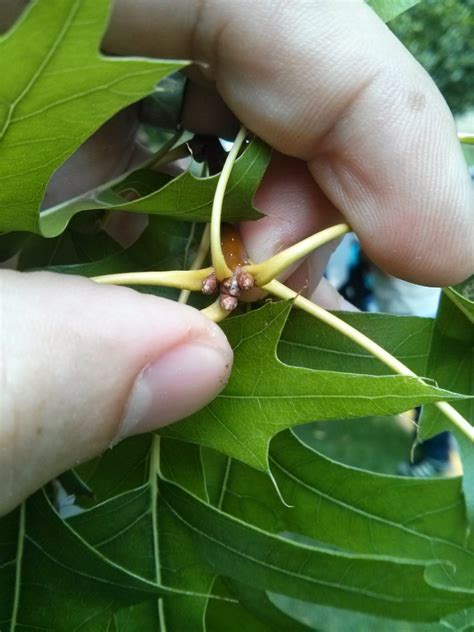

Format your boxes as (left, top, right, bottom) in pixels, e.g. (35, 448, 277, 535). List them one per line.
(1, 0, 472, 515)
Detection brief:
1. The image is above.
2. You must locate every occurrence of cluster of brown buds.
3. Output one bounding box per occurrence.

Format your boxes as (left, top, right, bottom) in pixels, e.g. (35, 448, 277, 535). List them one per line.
(202, 265, 255, 311)
(200, 223, 254, 310)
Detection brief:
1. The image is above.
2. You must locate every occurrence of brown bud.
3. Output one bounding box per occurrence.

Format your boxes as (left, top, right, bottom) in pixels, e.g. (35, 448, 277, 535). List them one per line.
(220, 292, 238, 311)
(238, 270, 255, 291)
(222, 273, 241, 297)
(202, 272, 218, 295)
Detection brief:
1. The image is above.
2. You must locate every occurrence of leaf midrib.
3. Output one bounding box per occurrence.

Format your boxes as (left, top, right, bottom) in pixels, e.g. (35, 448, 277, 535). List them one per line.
(162, 488, 464, 607)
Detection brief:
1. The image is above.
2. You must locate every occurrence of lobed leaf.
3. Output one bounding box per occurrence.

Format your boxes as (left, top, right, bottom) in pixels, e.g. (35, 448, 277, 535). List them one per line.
(160, 478, 472, 622)
(41, 136, 269, 234)
(163, 301, 468, 471)
(4, 417, 474, 627)
(0, 0, 183, 235)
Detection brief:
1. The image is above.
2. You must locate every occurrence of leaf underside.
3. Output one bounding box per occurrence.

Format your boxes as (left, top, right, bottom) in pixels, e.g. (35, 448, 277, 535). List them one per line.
(162, 301, 467, 471)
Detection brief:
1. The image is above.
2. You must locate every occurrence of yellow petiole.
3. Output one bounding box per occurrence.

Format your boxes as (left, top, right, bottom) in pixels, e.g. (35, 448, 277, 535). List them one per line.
(92, 267, 212, 291)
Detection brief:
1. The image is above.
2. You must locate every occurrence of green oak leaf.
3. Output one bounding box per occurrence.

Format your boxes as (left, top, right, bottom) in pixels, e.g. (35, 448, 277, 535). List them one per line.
(0, 491, 187, 631)
(279, 309, 433, 377)
(6, 356, 472, 631)
(278, 305, 473, 518)
(160, 477, 472, 623)
(367, 0, 421, 23)
(113, 434, 474, 622)
(1, 435, 235, 631)
(107, 138, 268, 222)
(131, 432, 474, 622)
(70, 484, 219, 629)
(193, 431, 474, 624)
(40, 136, 268, 237)
(6, 430, 474, 629)
(0, 0, 183, 235)
(418, 280, 474, 528)
(162, 301, 467, 471)
(75, 435, 229, 630)
(223, 431, 474, 591)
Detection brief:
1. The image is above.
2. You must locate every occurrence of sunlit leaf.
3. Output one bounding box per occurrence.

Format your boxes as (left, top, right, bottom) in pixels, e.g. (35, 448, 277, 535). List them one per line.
(367, 0, 420, 23)
(0, 0, 183, 235)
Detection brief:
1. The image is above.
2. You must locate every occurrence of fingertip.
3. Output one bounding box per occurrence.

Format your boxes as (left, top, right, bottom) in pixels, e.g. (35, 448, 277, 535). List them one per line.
(241, 153, 340, 263)
(0, 271, 232, 514)
(116, 341, 231, 441)
(357, 174, 473, 287)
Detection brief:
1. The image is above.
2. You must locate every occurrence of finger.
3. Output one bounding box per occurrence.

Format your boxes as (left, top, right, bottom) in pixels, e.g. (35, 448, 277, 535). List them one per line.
(282, 251, 358, 312)
(179, 81, 239, 140)
(309, 277, 359, 313)
(103, 0, 473, 285)
(240, 153, 341, 264)
(43, 107, 142, 209)
(237, 153, 341, 302)
(0, 271, 232, 515)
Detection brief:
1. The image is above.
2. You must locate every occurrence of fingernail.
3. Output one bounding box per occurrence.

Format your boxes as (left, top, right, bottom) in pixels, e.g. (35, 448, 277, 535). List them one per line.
(115, 343, 232, 443)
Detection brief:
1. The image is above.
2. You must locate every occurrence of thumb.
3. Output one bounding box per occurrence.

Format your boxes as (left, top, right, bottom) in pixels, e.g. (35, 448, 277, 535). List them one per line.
(0, 270, 232, 515)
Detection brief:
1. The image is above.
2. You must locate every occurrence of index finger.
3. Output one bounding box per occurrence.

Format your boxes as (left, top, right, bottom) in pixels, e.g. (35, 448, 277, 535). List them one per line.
(105, 0, 473, 285)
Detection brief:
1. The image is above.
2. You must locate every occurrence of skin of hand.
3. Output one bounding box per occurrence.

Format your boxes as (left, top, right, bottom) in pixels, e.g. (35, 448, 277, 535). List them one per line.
(0, 0, 473, 516)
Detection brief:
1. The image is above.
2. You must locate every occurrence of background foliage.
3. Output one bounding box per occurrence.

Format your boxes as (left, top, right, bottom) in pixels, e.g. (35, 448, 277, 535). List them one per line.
(391, 0, 474, 114)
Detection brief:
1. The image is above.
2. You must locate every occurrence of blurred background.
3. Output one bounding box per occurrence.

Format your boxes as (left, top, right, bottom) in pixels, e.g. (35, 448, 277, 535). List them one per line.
(391, 0, 474, 170)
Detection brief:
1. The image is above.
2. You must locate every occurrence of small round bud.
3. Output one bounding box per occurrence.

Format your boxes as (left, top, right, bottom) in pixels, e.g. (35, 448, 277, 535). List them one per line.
(238, 270, 255, 291)
(220, 292, 238, 311)
(202, 272, 218, 295)
(222, 274, 241, 297)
